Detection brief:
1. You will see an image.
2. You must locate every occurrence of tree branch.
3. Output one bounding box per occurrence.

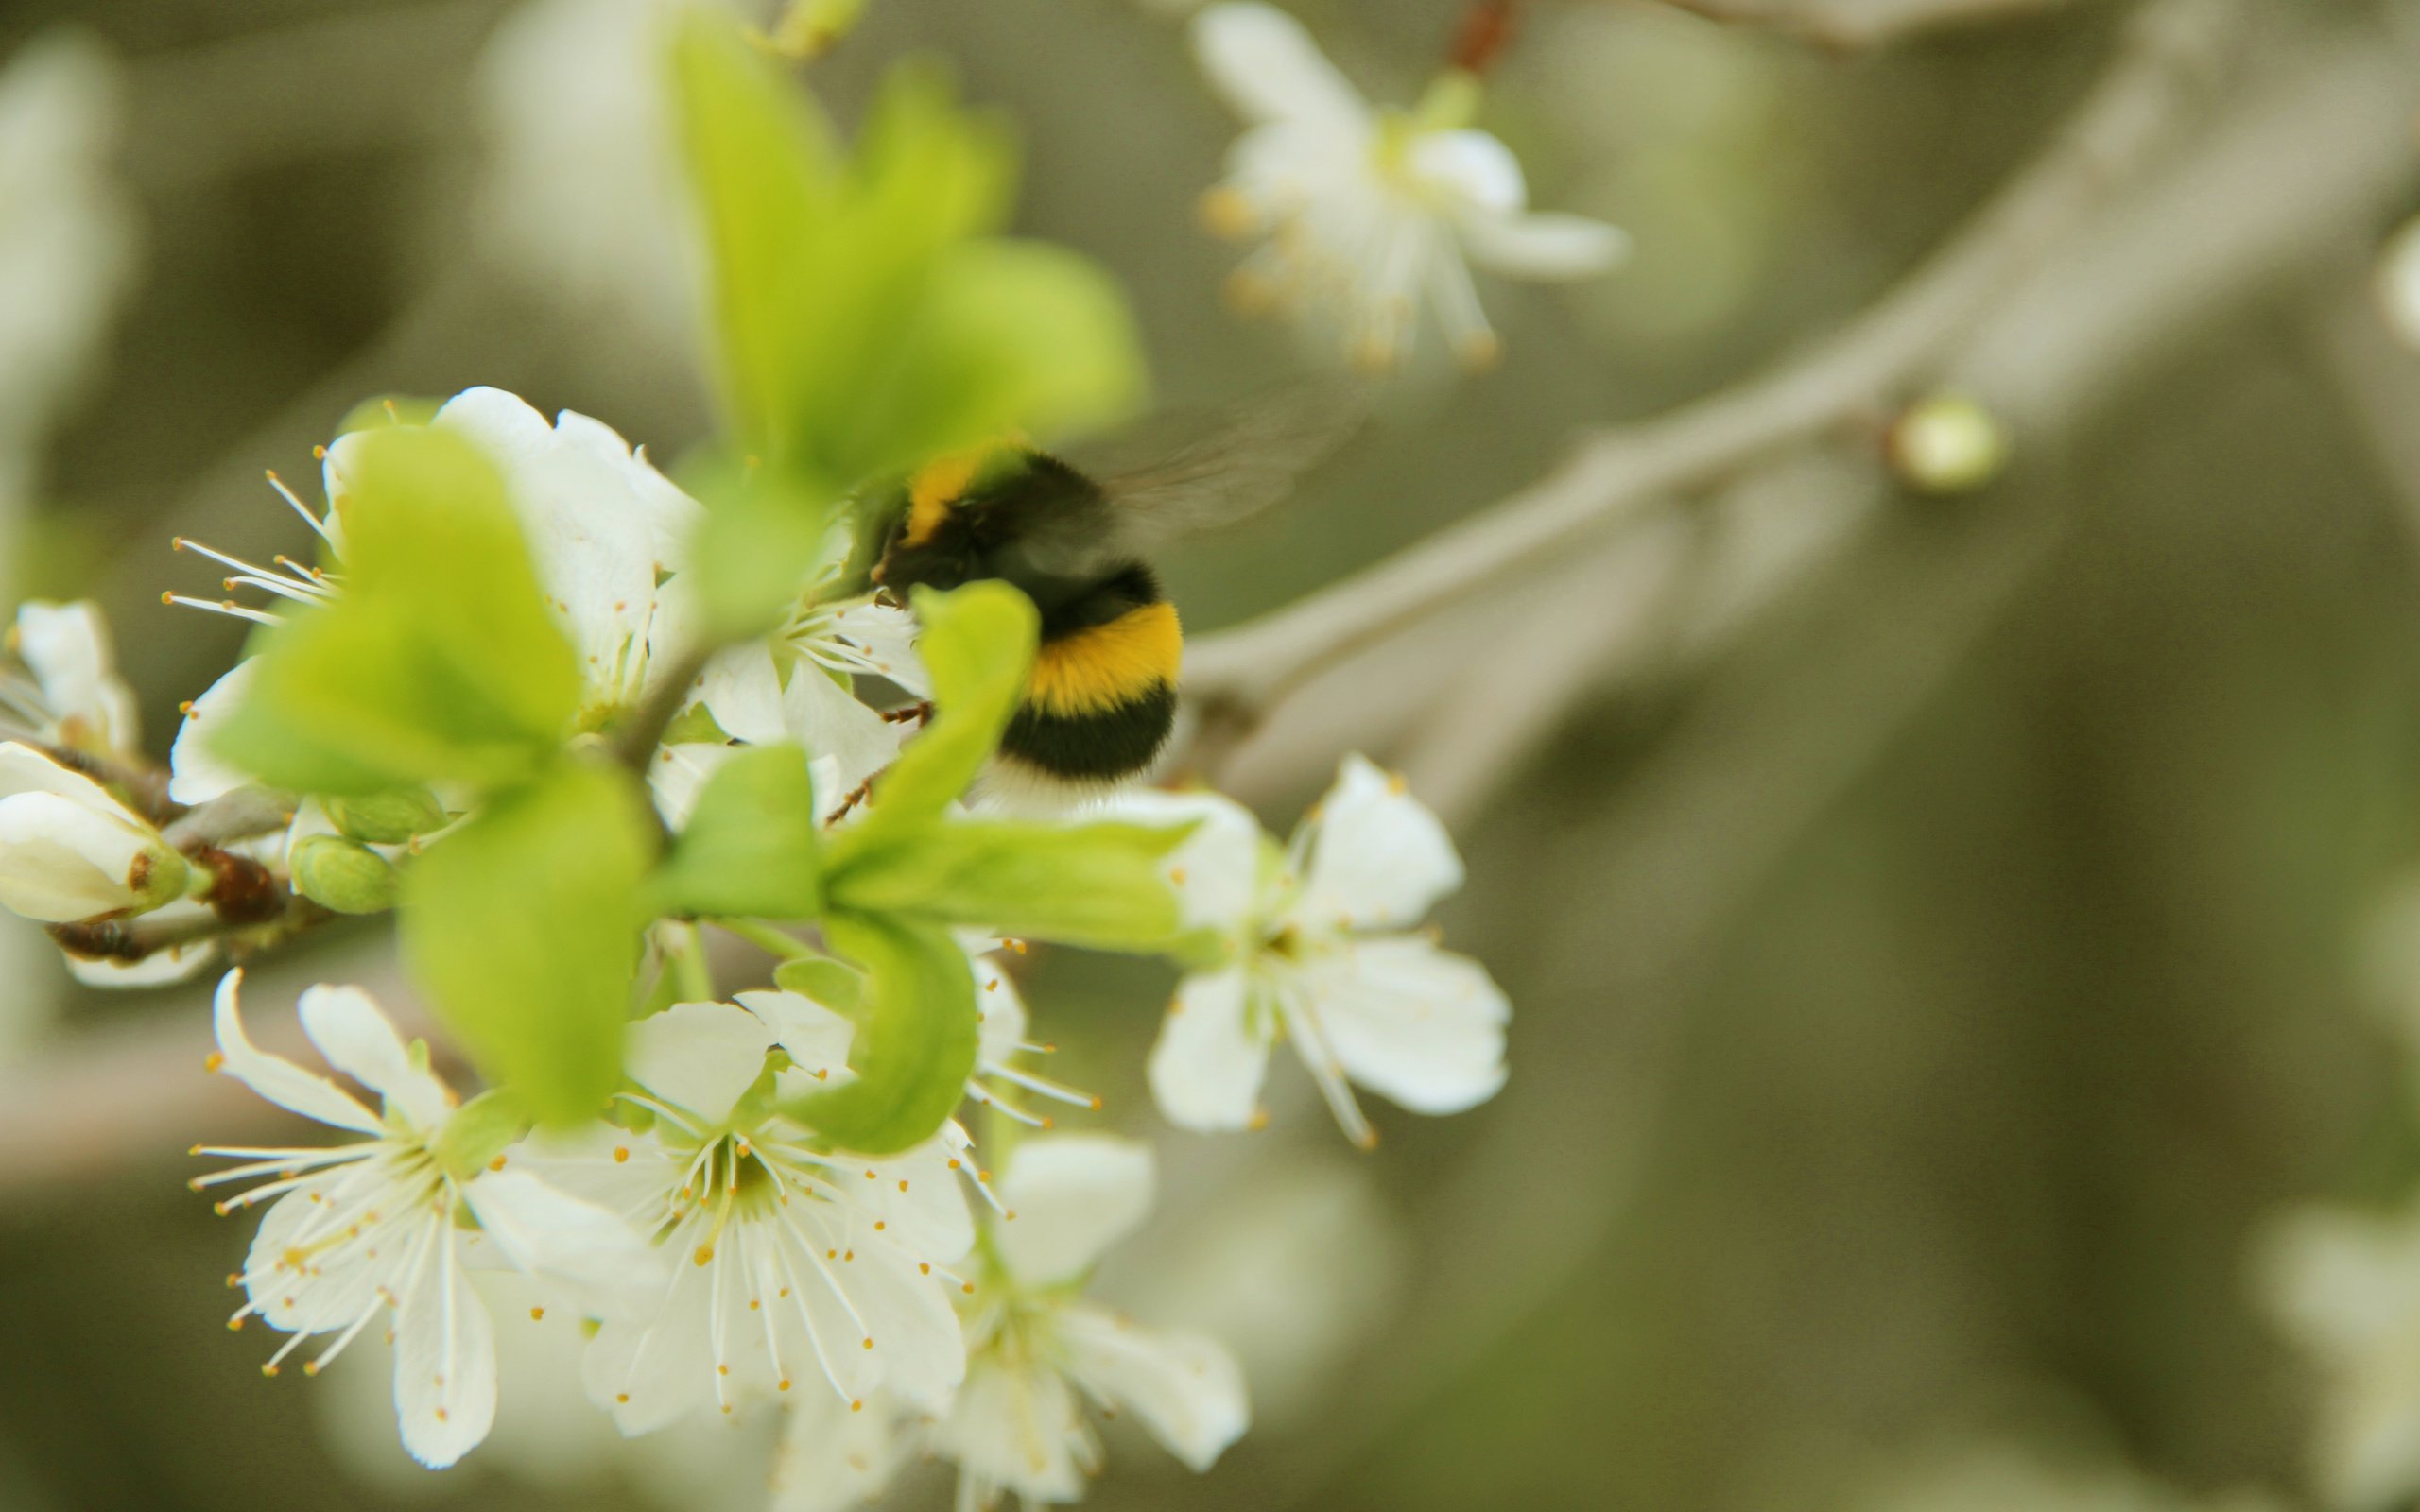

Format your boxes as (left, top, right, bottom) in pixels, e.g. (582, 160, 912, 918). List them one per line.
(1179, 0, 2236, 764)
(1651, 0, 2086, 49)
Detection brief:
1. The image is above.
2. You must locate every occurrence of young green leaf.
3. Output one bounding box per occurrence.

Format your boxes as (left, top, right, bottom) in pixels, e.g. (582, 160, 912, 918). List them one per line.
(650, 742, 824, 919)
(825, 816, 1187, 952)
(786, 912, 979, 1155)
(856, 581, 1035, 829)
(773, 954, 867, 1015)
(210, 426, 581, 796)
(400, 761, 657, 1125)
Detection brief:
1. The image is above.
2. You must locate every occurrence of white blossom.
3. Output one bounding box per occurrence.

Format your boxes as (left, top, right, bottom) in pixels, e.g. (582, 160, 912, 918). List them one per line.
(1191, 2, 1625, 371)
(2259, 1198, 2420, 1510)
(695, 533, 929, 812)
(778, 1135, 1247, 1511)
(1117, 753, 1508, 1146)
(194, 971, 665, 1469)
(0, 739, 183, 923)
(0, 600, 139, 755)
(518, 996, 974, 1433)
(0, 29, 139, 517)
(167, 386, 707, 798)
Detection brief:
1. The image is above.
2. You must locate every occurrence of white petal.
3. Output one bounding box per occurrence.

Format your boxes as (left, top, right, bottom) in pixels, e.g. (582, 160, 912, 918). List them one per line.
(781, 661, 908, 798)
(167, 662, 258, 804)
(2379, 215, 2420, 352)
(462, 1168, 667, 1319)
(697, 642, 788, 744)
(971, 952, 1028, 1067)
(626, 1000, 773, 1125)
(210, 970, 382, 1134)
(838, 1246, 966, 1407)
(1406, 129, 1527, 216)
(854, 1143, 977, 1265)
(938, 1356, 1088, 1503)
(994, 1134, 1155, 1287)
(1294, 753, 1462, 932)
(647, 740, 735, 829)
(1062, 1304, 1249, 1472)
(0, 789, 150, 920)
(0, 739, 133, 807)
(1147, 968, 1270, 1133)
(1461, 211, 1631, 282)
(1304, 936, 1507, 1115)
(391, 1233, 499, 1469)
(17, 599, 135, 751)
(505, 1123, 676, 1217)
(1100, 786, 1264, 934)
(737, 988, 856, 1084)
(584, 1264, 719, 1433)
(67, 935, 216, 988)
(298, 984, 454, 1132)
(1191, 3, 1369, 135)
(241, 1165, 393, 1332)
(771, 1385, 910, 1512)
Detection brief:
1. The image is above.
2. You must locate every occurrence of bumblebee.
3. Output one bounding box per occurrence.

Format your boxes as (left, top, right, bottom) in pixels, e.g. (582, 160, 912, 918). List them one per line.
(863, 387, 1361, 802)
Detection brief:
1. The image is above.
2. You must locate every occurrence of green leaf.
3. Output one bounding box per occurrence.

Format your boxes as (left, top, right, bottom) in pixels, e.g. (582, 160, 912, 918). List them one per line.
(669, 14, 1143, 493)
(431, 1089, 530, 1182)
(826, 817, 1188, 952)
(858, 581, 1035, 829)
(400, 762, 657, 1125)
(786, 912, 978, 1154)
(211, 426, 581, 796)
(669, 10, 839, 467)
(650, 742, 824, 919)
(683, 459, 835, 644)
(869, 239, 1147, 464)
(774, 954, 867, 1014)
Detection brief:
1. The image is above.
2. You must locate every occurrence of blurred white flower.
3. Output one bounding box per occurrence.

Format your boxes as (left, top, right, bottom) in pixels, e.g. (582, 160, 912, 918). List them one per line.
(1, 600, 139, 756)
(779, 1135, 1248, 1511)
(1099, 1145, 1406, 1429)
(2377, 215, 2420, 353)
(194, 971, 665, 1469)
(314, 1270, 778, 1509)
(1190, 2, 1625, 371)
(521, 997, 973, 1433)
(0, 740, 183, 923)
(0, 29, 139, 515)
(474, 0, 700, 349)
(1116, 753, 1509, 1146)
(2260, 1199, 2420, 1510)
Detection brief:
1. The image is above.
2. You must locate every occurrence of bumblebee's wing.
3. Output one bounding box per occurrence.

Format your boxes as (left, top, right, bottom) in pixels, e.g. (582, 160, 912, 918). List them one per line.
(1015, 380, 1368, 576)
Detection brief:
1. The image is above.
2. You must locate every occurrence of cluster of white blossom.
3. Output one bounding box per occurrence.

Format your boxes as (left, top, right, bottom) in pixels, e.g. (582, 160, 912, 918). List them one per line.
(0, 382, 1509, 1508)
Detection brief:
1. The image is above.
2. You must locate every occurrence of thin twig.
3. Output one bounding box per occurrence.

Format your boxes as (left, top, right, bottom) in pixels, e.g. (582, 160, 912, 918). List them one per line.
(1179, 0, 2235, 761)
(1653, 0, 2085, 49)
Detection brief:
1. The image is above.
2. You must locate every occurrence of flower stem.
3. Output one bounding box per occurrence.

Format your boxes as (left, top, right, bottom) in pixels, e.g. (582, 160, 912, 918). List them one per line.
(716, 919, 816, 959)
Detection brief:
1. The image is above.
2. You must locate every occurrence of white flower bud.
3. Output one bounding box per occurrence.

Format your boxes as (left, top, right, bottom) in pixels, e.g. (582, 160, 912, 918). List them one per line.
(0, 783, 185, 922)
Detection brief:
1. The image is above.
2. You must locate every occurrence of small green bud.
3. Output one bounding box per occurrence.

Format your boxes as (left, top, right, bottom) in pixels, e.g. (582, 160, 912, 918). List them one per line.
(1889, 392, 2009, 496)
(290, 834, 400, 915)
(327, 788, 447, 845)
(130, 846, 191, 915)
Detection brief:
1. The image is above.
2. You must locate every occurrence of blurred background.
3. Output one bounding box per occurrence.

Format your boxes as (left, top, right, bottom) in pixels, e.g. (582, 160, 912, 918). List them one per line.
(4, 0, 2420, 1507)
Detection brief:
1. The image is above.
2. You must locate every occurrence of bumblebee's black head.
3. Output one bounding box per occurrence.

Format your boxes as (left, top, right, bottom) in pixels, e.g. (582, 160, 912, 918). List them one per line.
(870, 443, 1114, 608)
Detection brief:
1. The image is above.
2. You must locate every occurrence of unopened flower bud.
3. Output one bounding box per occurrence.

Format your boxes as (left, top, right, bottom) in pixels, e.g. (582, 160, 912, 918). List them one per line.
(0, 743, 187, 922)
(326, 787, 447, 845)
(1888, 393, 2008, 496)
(290, 834, 399, 916)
